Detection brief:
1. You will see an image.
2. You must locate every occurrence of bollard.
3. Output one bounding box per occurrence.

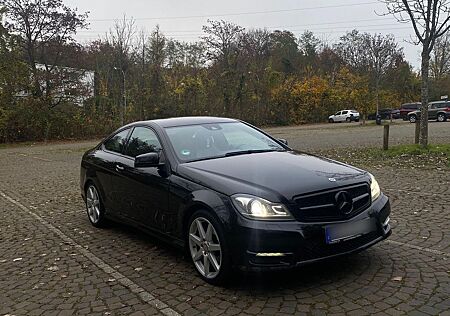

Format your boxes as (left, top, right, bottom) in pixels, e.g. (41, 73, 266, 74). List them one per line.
(383, 125, 390, 150)
(415, 121, 420, 144)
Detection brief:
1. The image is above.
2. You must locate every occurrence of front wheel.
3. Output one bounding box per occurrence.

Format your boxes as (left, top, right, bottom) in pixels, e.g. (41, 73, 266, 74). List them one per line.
(328, 118, 334, 123)
(187, 210, 231, 285)
(346, 117, 351, 122)
(437, 113, 446, 122)
(409, 115, 417, 123)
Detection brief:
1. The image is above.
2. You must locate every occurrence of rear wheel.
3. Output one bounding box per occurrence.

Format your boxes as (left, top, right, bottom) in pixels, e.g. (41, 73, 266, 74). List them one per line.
(437, 113, 446, 122)
(85, 184, 107, 227)
(187, 210, 231, 285)
(329, 118, 334, 123)
(409, 115, 417, 123)
(346, 117, 351, 122)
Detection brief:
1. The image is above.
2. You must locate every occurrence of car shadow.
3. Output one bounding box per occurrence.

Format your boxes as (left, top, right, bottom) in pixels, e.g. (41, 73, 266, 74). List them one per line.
(102, 219, 375, 291)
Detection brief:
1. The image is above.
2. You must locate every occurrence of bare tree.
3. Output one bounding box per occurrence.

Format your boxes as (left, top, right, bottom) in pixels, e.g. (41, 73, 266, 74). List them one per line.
(107, 15, 136, 123)
(363, 33, 403, 115)
(430, 32, 450, 79)
(335, 31, 403, 120)
(202, 20, 244, 114)
(202, 20, 244, 69)
(381, 0, 450, 147)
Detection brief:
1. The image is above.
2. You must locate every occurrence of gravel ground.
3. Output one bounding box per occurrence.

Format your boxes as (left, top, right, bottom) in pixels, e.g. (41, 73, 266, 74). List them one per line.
(266, 120, 450, 151)
(0, 123, 449, 315)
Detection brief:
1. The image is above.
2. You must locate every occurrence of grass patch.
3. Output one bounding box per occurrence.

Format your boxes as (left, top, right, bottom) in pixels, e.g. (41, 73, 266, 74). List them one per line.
(371, 144, 450, 158)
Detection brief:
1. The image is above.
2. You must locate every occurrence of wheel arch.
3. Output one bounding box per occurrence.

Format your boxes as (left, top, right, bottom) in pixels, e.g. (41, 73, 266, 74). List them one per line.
(83, 176, 106, 205)
(437, 111, 447, 120)
(179, 190, 233, 247)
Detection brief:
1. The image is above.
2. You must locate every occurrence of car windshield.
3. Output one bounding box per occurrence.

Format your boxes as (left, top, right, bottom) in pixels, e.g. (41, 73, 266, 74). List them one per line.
(165, 122, 285, 162)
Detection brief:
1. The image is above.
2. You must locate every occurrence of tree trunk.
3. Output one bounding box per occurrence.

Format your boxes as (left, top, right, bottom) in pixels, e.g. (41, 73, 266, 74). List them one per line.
(419, 48, 430, 147)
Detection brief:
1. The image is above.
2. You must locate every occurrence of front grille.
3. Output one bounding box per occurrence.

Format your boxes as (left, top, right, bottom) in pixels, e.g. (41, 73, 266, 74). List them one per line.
(293, 183, 371, 222)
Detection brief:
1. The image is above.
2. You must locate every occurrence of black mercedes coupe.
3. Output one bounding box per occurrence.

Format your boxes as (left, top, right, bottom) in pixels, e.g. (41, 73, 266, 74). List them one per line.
(80, 117, 391, 284)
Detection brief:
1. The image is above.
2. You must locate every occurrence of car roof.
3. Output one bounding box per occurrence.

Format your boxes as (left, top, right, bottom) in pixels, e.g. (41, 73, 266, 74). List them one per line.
(124, 116, 239, 128)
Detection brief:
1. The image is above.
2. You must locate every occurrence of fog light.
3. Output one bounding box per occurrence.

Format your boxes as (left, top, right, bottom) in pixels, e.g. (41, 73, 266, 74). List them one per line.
(383, 217, 390, 226)
(255, 252, 286, 257)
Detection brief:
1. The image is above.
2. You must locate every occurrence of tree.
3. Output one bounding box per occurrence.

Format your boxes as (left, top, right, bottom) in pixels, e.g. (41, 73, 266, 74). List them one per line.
(3, 0, 88, 99)
(241, 29, 271, 124)
(335, 30, 403, 119)
(363, 33, 403, 114)
(202, 20, 244, 114)
(335, 30, 369, 73)
(107, 16, 136, 123)
(299, 30, 320, 58)
(381, 0, 450, 147)
(269, 30, 299, 74)
(430, 32, 450, 80)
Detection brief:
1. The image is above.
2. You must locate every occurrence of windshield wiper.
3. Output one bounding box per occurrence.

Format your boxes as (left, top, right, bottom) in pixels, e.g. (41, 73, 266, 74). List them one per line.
(225, 149, 285, 157)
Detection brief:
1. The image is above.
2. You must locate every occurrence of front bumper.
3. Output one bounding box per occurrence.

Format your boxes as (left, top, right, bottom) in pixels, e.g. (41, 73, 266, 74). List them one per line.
(230, 194, 391, 270)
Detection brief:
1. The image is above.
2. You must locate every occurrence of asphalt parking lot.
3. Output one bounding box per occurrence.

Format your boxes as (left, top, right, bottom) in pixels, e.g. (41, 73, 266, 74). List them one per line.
(0, 122, 449, 315)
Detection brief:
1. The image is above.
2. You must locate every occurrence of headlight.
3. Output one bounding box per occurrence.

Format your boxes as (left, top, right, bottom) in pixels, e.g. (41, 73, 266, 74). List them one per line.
(231, 194, 293, 220)
(369, 173, 381, 201)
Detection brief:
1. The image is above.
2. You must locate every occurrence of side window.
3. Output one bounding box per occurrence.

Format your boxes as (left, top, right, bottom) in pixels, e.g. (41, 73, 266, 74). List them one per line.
(126, 127, 162, 158)
(104, 129, 130, 154)
(342, 110, 348, 115)
(335, 111, 341, 115)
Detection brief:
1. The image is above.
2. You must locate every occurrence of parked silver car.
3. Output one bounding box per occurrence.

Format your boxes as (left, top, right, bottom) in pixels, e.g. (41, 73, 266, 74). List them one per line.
(329, 110, 360, 123)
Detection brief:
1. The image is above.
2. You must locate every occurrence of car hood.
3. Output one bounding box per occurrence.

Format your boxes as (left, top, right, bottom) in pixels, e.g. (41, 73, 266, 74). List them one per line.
(176, 151, 369, 201)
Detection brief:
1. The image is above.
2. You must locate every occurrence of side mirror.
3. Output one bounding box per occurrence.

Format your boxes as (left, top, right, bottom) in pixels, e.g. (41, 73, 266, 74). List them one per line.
(135, 152, 161, 168)
(278, 138, 288, 146)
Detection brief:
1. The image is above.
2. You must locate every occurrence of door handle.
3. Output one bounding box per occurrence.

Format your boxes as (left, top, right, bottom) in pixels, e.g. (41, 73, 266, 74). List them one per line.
(116, 164, 124, 171)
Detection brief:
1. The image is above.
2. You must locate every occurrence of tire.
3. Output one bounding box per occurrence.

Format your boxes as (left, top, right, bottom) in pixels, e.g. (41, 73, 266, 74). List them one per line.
(409, 115, 417, 123)
(355, 118, 360, 122)
(346, 117, 351, 122)
(329, 118, 334, 123)
(85, 183, 107, 227)
(187, 209, 231, 285)
(437, 113, 446, 122)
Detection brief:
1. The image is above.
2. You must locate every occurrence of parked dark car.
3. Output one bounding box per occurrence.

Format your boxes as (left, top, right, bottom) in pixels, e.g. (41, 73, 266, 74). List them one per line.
(391, 109, 400, 119)
(407, 101, 450, 123)
(80, 117, 392, 284)
(399, 102, 421, 120)
(367, 108, 398, 120)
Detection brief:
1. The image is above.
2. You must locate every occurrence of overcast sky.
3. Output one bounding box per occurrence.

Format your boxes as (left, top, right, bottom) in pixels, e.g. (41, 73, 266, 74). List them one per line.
(65, 0, 422, 68)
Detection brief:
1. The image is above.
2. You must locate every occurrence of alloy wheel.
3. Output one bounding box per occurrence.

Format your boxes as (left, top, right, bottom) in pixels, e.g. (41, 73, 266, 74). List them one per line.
(188, 217, 222, 279)
(86, 185, 101, 224)
(409, 115, 416, 123)
(438, 114, 445, 122)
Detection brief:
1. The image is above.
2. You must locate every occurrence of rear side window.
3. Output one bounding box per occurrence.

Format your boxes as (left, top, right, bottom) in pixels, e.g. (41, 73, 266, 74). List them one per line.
(126, 127, 162, 158)
(104, 129, 130, 154)
(433, 102, 448, 108)
(342, 111, 348, 115)
(402, 104, 418, 109)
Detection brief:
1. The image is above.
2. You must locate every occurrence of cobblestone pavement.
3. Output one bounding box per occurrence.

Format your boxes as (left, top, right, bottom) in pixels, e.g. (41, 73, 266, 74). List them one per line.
(0, 137, 449, 315)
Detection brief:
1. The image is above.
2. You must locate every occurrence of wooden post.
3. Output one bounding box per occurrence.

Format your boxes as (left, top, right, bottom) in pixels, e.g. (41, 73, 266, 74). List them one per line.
(383, 125, 390, 150)
(415, 121, 420, 144)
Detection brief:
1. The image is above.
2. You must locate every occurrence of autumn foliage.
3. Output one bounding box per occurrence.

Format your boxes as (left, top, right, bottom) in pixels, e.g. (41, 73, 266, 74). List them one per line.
(0, 2, 426, 142)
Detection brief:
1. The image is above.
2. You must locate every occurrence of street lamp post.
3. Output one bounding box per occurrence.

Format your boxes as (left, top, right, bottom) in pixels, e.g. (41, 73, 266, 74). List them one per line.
(114, 67, 126, 125)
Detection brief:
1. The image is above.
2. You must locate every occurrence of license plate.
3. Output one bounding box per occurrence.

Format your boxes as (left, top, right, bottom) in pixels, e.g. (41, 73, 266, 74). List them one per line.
(325, 217, 376, 244)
